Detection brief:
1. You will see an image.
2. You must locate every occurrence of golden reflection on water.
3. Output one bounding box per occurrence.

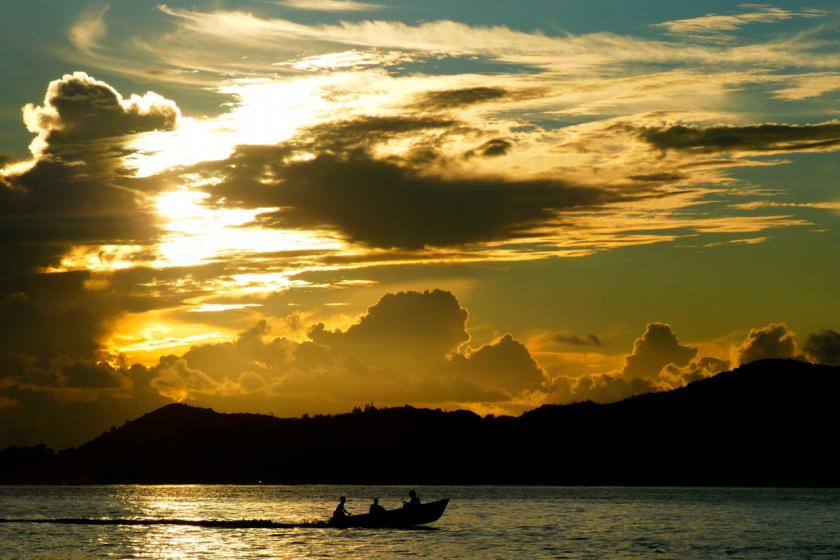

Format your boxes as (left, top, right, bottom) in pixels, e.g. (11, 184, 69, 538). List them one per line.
(2, 485, 840, 558)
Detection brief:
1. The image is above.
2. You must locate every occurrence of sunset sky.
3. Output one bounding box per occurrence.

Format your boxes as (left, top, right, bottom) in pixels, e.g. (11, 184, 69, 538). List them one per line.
(2, 0, 839, 447)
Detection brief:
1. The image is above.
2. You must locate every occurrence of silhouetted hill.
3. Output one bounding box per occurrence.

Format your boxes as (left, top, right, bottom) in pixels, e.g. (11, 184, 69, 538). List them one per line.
(2, 359, 839, 485)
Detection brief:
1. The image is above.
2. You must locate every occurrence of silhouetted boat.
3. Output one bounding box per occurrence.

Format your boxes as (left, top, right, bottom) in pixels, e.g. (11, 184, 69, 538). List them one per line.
(329, 499, 449, 528)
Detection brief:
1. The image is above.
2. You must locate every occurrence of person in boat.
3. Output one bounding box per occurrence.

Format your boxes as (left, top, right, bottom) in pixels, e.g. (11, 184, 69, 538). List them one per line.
(369, 497, 386, 515)
(403, 489, 421, 509)
(332, 496, 351, 521)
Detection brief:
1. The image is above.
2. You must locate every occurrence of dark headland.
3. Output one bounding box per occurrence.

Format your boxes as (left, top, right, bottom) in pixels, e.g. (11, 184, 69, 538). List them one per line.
(2, 359, 838, 486)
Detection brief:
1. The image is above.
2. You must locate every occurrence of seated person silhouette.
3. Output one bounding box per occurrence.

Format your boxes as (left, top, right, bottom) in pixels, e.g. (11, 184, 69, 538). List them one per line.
(403, 489, 421, 509)
(369, 497, 386, 515)
(332, 496, 351, 523)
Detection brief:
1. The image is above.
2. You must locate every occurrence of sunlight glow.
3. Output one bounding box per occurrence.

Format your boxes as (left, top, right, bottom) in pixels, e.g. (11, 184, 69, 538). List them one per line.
(45, 244, 150, 273)
(126, 75, 340, 177)
(117, 331, 223, 353)
(189, 303, 263, 313)
(153, 188, 343, 269)
(231, 272, 312, 295)
(105, 311, 241, 364)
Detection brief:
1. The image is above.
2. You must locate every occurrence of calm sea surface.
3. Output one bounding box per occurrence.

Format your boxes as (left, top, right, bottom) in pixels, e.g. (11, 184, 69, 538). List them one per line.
(1, 485, 838, 559)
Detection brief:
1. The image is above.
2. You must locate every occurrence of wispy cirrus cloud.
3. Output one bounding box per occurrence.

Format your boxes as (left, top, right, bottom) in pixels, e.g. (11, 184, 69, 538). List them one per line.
(653, 4, 827, 36)
(270, 0, 385, 11)
(68, 3, 110, 53)
(150, 6, 840, 74)
(771, 73, 840, 100)
(58, 4, 840, 97)
(732, 200, 840, 213)
(629, 120, 840, 154)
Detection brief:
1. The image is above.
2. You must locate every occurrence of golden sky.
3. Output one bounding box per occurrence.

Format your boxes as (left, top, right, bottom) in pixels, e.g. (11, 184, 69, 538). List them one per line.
(1, 0, 840, 447)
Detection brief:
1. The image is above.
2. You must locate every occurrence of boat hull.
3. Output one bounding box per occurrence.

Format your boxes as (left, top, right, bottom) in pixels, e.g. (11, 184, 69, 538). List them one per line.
(330, 499, 449, 528)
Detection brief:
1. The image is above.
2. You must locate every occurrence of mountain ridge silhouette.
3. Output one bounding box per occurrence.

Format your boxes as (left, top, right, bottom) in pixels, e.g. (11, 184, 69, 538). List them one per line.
(2, 359, 838, 485)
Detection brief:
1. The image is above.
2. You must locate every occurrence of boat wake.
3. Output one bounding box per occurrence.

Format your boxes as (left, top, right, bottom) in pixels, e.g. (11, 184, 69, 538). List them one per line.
(0, 517, 329, 529)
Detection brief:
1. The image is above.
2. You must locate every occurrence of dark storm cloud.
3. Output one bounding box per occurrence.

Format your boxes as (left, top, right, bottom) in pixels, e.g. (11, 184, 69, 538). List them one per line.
(62, 360, 126, 389)
(463, 138, 513, 159)
(301, 115, 458, 153)
(631, 120, 840, 153)
(555, 333, 602, 347)
(0, 363, 167, 448)
(413, 86, 511, 109)
(804, 329, 840, 366)
(0, 293, 102, 362)
(0, 159, 158, 247)
(2, 356, 127, 391)
(203, 138, 606, 249)
(0, 74, 188, 449)
(1, 73, 180, 253)
(627, 172, 685, 182)
(412, 86, 549, 111)
(256, 156, 601, 249)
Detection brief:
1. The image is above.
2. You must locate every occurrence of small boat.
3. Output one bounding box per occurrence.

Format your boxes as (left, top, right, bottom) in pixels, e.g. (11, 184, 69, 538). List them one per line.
(329, 499, 449, 528)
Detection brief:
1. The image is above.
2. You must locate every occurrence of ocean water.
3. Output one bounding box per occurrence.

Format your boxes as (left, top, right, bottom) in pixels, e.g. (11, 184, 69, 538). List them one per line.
(1, 485, 839, 559)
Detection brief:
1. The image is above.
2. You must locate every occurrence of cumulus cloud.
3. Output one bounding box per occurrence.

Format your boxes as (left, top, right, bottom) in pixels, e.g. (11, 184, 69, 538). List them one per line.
(0, 73, 180, 267)
(181, 320, 295, 380)
(660, 356, 730, 386)
(22, 71, 179, 157)
(150, 356, 222, 402)
(546, 323, 730, 405)
(445, 334, 546, 394)
(623, 322, 698, 378)
(734, 323, 799, 365)
(309, 289, 469, 369)
(142, 290, 546, 406)
(4, 71, 179, 202)
(566, 373, 659, 404)
(804, 330, 840, 366)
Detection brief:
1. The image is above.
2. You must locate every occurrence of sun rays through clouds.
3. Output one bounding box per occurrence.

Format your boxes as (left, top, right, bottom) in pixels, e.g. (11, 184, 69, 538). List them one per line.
(1, 0, 840, 446)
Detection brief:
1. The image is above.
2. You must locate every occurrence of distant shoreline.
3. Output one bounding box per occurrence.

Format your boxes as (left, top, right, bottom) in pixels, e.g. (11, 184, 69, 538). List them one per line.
(3, 359, 839, 487)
